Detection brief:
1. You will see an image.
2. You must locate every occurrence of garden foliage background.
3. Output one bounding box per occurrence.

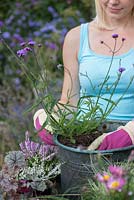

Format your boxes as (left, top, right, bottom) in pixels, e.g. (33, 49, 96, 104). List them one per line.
(0, 0, 95, 167)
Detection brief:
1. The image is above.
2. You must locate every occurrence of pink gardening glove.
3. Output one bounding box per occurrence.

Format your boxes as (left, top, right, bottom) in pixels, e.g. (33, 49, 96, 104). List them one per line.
(33, 109, 55, 145)
(35, 117, 55, 145)
(88, 121, 134, 151)
(98, 128, 132, 150)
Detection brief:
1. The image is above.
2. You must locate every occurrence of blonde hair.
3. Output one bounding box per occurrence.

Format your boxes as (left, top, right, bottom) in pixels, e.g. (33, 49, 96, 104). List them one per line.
(95, 0, 134, 30)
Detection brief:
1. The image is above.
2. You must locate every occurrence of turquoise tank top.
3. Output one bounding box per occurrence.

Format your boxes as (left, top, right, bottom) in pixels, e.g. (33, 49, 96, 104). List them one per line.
(78, 23, 134, 121)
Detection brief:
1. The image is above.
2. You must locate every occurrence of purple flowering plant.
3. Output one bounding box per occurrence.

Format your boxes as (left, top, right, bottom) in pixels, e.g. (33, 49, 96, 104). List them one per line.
(0, 0, 87, 137)
(1, 33, 134, 145)
(0, 131, 60, 198)
(84, 161, 134, 200)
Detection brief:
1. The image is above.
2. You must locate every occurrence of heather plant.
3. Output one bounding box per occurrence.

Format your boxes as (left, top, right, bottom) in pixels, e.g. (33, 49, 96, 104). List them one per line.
(0, 131, 60, 198)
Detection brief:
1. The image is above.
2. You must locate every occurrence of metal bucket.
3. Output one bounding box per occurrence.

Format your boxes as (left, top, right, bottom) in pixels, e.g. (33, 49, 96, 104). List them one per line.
(54, 124, 134, 193)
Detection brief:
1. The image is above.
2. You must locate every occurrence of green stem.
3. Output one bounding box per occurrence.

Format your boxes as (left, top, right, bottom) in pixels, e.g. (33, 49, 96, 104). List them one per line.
(104, 72, 121, 114)
(95, 38, 117, 108)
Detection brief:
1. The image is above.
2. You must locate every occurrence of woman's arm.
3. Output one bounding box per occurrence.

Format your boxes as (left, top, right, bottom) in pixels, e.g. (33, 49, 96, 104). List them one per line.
(59, 26, 81, 107)
(33, 26, 81, 144)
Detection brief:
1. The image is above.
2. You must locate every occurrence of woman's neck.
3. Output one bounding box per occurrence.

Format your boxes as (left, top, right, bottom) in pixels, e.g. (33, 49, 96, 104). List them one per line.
(94, 14, 133, 31)
(105, 16, 132, 31)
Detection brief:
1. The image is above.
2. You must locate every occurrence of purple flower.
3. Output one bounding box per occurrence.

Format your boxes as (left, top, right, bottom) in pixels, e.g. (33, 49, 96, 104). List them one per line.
(19, 131, 40, 158)
(16, 2, 22, 8)
(61, 28, 68, 37)
(28, 20, 36, 27)
(108, 165, 126, 177)
(20, 42, 26, 47)
(0, 20, 4, 28)
(106, 176, 126, 191)
(14, 77, 20, 84)
(48, 6, 58, 18)
(112, 33, 118, 38)
(13, 33, 23, 42)
(19, 131, 58, 160)
(2, 32, 11, 39)
(16, 69, 22, 74)
(24, 47, 32, 52)
(45, 41, 57, 50)
(96, 172, 110, 183)
(40, 23, 57, 33)
(34, 31, 41, 37)
(30, 141, 40, 152)
(118, 67, 126, 73)
(19, 142, 26, 152)
(28, 40, 36, 46)
(24, 139, 31, 152)
(38, 145, 58, 160)
(17, 49, 27, 57)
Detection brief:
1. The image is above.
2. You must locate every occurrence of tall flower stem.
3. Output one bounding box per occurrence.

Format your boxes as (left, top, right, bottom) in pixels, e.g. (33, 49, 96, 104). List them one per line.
(32, 48, 48, 95)
(94, 38, 117, 109)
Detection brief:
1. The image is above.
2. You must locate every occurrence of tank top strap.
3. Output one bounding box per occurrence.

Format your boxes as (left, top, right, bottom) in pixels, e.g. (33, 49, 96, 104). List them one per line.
(78, 23, 89, 62)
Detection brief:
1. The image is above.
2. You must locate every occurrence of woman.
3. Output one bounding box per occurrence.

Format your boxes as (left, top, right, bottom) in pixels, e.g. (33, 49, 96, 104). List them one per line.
(34, 0, 134, 149)
(61, 0, 134, 118)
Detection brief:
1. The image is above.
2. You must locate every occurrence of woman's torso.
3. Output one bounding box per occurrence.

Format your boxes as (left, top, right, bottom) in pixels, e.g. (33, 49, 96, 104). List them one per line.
(78, 22, 134, 121)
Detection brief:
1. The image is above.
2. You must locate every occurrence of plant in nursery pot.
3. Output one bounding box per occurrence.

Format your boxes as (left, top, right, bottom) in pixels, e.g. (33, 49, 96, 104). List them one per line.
(2, 34, 134, 194)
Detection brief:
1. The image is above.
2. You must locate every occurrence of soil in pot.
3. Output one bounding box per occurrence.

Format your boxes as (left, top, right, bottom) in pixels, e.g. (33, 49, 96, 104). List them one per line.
(58, 130, 103, 149)
(58, 121, 126, 149)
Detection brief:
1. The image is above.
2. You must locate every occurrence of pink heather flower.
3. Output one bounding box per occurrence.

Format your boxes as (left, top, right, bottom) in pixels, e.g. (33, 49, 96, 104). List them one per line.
(112, 33, 118, 38)
(96, 172, 110, 183)
(106, 176, 126, 191)
(19, 131, 57, 160)
(118, 67, 126, 73)
(19, 131, 40, 158)
(108, 165, 126, 177)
